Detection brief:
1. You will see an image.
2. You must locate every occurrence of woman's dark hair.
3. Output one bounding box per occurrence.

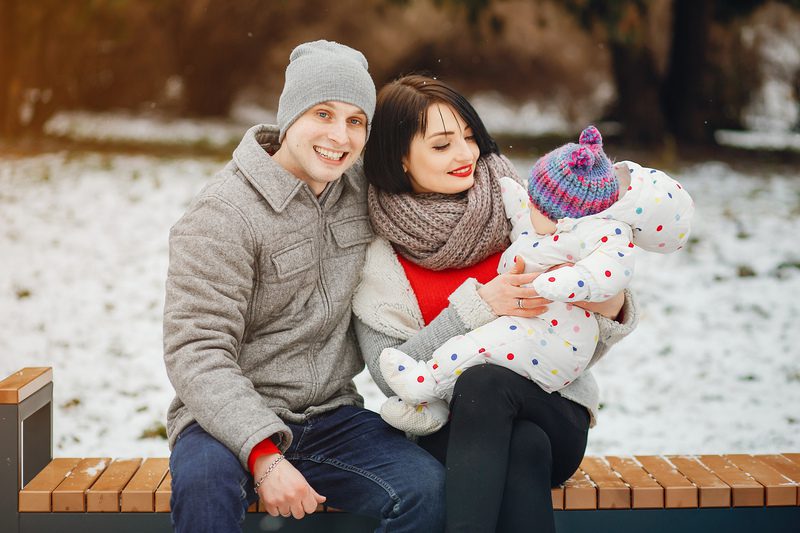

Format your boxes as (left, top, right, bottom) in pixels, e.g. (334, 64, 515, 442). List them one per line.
(363, 74, 499, 193)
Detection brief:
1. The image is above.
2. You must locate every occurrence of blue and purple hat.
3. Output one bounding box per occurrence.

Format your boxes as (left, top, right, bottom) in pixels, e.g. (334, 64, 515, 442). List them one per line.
(528, 125, 618, 221)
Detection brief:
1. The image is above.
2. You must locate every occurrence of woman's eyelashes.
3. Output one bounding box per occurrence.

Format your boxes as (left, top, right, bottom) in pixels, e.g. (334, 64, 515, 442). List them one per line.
(433, 135, 475, 151)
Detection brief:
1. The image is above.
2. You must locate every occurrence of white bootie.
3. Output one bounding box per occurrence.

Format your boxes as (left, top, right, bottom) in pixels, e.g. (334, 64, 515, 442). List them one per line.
(379, 348, 437, 405)
(380, 396, 450, 436)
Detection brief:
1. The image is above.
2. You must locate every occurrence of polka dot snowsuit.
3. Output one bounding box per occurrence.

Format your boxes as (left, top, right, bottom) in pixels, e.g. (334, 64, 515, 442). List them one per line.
(382, 161, 693, 408)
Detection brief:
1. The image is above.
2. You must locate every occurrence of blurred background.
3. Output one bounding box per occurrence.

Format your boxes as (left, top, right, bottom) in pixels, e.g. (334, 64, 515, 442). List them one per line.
(2, 0, 799, 457)
(2, 0, 800, 153)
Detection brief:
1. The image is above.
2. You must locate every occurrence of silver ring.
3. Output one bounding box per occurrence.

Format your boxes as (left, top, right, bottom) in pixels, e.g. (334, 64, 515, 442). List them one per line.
(517, 298, 524, 309)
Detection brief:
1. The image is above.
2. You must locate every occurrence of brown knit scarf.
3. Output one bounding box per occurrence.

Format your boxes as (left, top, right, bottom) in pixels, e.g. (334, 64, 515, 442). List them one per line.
(368, 153, 520, 270)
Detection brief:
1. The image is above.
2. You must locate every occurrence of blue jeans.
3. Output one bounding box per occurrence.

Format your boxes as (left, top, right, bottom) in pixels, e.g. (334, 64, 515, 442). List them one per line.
(170, 405, 445, 533)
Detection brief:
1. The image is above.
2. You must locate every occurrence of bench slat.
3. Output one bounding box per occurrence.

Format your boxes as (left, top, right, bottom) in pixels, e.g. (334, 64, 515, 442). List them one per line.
(668, 456, 730, 507)
(19, 458, 82, 512)
(759, 454, 800, 505)
(725, 455, 797, 507)
(606, 456, 663, 508)
(635, 455, 698, 508)
(579, 456, 630, 509)
(52, 458, 111, 512)
(783, 453, 800, 467)
(0, 367, 52, 404)
(698, 455, 763, 507)
(155, 471, 172, 513)
(22, 454, 800, 517)
(760, 455, 800, 483)
(563, 469, 596, 510)
(120, 458, 170, 512)
(551, 486, 564, 510)
(86, 458, 143, 512)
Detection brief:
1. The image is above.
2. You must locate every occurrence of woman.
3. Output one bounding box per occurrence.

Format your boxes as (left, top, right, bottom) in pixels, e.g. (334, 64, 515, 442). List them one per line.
(353, 75, 638, 532)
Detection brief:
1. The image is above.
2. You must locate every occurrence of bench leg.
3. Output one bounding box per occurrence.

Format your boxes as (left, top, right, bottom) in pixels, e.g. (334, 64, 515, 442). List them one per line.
(0, 383, 53, 533)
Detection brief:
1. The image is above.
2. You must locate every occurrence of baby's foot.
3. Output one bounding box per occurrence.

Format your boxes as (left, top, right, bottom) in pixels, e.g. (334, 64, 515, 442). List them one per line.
(380, 397, 449, 436)
(379, 348, 436, 405)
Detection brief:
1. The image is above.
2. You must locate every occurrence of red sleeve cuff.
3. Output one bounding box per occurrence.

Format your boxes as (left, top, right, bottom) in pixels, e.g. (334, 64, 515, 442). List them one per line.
(248, 437, 281, 475)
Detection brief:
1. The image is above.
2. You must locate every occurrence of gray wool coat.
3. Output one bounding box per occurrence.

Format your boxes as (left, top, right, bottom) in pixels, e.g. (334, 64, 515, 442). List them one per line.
(163, 124, 373, 468)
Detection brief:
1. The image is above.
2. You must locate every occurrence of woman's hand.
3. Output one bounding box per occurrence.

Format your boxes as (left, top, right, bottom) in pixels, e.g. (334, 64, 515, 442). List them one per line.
(574, 291, 625, 321)
(477, 256, 550, 318)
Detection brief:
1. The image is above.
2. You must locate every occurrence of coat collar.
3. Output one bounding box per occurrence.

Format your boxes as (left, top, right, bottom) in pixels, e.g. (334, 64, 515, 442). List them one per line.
(232, 124, 363, 212)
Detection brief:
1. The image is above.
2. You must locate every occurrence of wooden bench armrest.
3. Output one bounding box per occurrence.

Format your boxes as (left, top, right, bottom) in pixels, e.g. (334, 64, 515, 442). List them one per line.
(0, 367, 53, 404)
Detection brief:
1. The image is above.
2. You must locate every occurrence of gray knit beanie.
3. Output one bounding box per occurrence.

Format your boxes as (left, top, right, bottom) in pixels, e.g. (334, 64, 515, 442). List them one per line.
(277, 40, 376, 142)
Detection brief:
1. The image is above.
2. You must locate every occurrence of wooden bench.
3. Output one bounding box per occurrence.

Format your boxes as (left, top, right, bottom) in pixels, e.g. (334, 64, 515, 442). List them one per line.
(3, 367, 799, 532)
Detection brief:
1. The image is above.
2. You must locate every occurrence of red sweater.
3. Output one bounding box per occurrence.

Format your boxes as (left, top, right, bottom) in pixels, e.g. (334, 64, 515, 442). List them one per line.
(397, 252, 502, 325)
(248, 251, 502, 473)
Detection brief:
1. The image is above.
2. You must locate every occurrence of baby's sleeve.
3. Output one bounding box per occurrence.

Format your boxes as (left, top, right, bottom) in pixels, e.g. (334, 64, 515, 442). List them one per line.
(532, 227, 636, 302)
(499, 176, 534, 241)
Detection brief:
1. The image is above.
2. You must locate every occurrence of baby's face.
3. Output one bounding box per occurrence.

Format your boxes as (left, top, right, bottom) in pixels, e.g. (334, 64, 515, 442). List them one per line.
(529, 205, 557, 235)
(614, 162, 631, 199)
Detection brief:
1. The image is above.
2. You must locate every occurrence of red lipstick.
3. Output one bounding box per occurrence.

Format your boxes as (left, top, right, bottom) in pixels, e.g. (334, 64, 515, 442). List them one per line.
(448, 165, 473, 178)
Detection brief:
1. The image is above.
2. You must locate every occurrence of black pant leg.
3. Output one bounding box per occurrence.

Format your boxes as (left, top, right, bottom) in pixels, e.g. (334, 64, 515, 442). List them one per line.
(418, 419, 450, 466)
(441, 364, 589, 533)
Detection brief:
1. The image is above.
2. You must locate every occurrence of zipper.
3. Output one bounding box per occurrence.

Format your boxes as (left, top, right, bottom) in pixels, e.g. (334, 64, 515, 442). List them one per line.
(303, 183, 336, 407)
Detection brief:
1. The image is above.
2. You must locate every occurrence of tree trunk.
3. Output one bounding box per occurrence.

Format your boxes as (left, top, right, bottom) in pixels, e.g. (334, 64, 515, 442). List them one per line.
(27, 2, 56, 134)
(0, 0, 18, 138)
(181, 60, 240, 116)
(661, 0, 716, 144)
(169, 0, 279, 117)
(608, 41, 667, 145)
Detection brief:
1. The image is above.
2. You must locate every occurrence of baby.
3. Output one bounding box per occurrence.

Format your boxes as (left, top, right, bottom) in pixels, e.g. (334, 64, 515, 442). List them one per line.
(378, 125, 695, 436)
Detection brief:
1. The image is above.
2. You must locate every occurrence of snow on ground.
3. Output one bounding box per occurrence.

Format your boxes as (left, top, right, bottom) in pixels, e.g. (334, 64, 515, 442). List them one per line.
(588, 161, 800, 454)
(715, 129, 800, 152)
(43, 103, 277, 149)
(1, 145, 799, 459)
(44, 111, 249, 149)
(0, 152, 216, 457)
(470, 92, 573, 137)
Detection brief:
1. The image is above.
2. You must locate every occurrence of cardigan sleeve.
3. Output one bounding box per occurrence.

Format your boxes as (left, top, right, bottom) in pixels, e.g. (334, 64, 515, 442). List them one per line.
(585, 288, 640, 370)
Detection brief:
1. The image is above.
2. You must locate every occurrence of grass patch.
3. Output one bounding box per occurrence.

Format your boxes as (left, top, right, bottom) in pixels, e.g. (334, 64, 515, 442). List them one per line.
(139, 421, 168, 440)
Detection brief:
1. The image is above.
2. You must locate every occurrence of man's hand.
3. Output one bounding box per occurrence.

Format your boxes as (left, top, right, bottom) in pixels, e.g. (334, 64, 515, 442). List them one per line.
(478, 256, 550, 317)
(255, 453, 326, 519)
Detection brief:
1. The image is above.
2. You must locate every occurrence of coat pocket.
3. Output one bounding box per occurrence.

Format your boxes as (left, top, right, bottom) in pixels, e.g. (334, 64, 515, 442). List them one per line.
(329, 216, 373, 250)
(271, 238, 314, 279)
(323, 216, 373, 304)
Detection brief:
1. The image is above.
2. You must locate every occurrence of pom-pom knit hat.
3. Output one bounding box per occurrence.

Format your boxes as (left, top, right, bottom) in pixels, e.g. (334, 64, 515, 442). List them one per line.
(277, 40, 376, 142)
(528, 125, 618, 221)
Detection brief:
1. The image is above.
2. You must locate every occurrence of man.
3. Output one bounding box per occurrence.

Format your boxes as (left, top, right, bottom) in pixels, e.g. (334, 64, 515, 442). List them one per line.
(163, 41, 445, 533)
